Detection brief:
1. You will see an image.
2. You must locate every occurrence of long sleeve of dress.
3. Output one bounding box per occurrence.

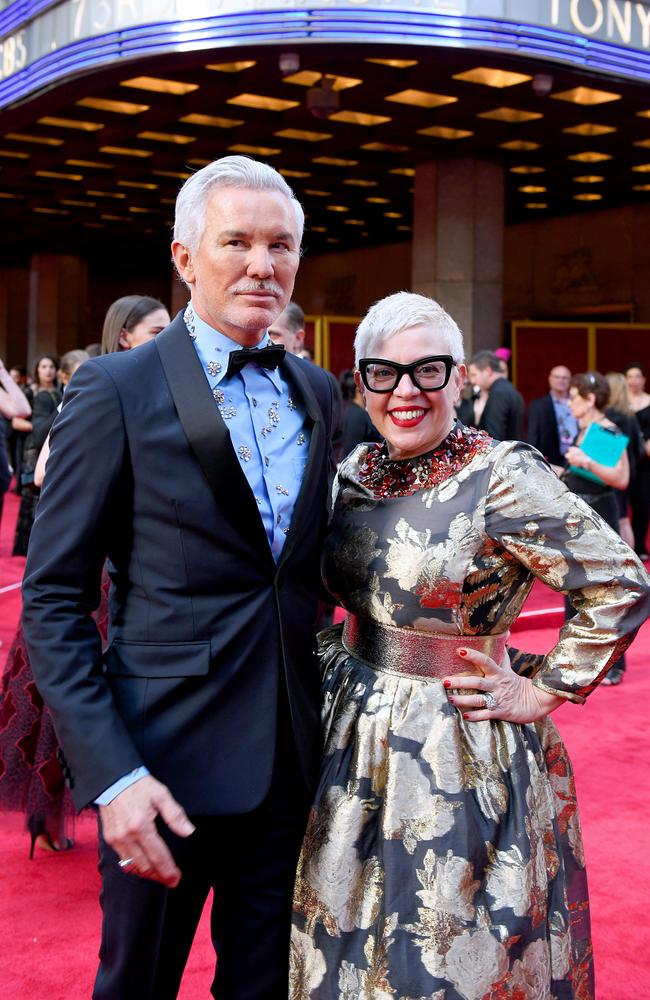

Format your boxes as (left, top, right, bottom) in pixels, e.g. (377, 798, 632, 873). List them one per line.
(485, 440, 650, 702)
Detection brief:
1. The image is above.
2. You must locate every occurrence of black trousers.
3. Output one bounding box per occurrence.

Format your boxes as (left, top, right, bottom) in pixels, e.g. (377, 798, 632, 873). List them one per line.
(93, 739, 311, 1000)
(631, 457, 650, 556)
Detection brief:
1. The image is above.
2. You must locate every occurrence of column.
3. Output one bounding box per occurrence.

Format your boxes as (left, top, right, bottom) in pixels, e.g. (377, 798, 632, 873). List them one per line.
(411, 159, 504, 358)
(27, 254, 88, 363)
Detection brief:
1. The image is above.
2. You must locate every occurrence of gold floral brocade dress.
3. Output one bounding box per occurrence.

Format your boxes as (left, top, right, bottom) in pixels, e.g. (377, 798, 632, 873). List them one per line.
(290, 426, 650, 1000)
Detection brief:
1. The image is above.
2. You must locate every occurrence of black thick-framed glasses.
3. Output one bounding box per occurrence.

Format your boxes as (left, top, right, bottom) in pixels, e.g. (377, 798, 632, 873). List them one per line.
(358, 355, 457, 393)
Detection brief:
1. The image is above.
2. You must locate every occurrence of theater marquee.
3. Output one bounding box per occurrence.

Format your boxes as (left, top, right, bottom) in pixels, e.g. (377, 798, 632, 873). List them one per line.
(3, 0, 650, 105)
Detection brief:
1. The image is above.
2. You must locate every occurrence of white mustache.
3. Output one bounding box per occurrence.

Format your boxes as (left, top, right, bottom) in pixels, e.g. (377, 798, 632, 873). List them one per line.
(233, 282, 283, 296)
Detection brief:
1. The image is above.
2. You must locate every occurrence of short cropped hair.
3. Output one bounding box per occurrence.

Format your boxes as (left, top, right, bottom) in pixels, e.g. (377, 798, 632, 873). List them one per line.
(174, 155, 304, 253)
(571, 371, 610, 411)
(469, 350, 502, 372)
(281, 301, 305, 333)
(60, 350, 90, 377)
(354, 292, 465, 366)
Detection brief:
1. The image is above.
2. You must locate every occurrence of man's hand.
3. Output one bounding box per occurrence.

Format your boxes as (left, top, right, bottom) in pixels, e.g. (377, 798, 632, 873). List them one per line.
(99, 775, 195, 887)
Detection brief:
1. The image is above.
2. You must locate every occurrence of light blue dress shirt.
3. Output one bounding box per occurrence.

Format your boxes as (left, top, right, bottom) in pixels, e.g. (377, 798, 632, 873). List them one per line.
(551, 394, 579, 456)
(95, 303, 311, 805)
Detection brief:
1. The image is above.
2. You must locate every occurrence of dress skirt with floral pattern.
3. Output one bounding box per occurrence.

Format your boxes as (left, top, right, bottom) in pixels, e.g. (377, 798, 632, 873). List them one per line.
(290, 430, 650, 1000)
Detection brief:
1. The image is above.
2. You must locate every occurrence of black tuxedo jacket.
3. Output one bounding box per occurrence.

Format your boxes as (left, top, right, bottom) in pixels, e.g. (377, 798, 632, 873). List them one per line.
(478, 377, 525, 441)
(526, 393, 564, 466)
(22, 314, 337, 813)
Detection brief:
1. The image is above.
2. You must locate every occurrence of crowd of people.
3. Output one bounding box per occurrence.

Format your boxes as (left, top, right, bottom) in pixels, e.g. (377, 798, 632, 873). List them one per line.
(0, 154, 648, 1000)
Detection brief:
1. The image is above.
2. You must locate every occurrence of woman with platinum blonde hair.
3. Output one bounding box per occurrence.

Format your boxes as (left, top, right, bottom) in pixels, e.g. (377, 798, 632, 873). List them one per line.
(290, 291, 649, 999)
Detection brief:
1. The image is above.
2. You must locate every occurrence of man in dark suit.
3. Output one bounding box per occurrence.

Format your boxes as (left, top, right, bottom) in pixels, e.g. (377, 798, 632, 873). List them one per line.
(468, 350, 525, 441)
(22, 156, 338, 999)
(526, 365, 577, 467)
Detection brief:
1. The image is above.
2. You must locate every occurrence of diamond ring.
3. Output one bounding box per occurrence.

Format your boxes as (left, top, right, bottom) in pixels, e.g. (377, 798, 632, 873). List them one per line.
(118, 857, 136, 869)
(483, 692, 498, 711)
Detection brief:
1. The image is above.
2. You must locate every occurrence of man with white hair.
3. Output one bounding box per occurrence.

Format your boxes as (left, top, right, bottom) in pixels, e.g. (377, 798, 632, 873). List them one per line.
(22, 156, 339, 999)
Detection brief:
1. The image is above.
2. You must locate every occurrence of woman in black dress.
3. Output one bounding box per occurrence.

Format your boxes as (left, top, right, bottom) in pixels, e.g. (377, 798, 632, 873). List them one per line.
(625, 362, 650, 559)
(11, 355, 61, 556)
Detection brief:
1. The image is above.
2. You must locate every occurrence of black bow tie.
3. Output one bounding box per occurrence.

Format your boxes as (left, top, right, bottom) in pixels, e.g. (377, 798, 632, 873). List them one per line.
(226, 344, 286, 378)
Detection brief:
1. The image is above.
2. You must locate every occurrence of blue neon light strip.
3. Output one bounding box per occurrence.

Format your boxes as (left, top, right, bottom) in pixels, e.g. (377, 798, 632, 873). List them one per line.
(3, 7, 650, 110)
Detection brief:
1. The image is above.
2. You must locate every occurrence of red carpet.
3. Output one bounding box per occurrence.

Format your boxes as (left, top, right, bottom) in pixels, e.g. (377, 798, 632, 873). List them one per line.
(1, 489, 649, 998)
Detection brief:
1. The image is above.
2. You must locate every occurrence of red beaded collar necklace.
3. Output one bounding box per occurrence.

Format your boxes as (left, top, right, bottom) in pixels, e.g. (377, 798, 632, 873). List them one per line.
(358, 424, 492, 498)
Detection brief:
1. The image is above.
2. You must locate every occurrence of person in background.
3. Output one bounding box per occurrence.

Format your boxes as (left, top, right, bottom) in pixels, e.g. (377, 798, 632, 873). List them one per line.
(605, 371, 643, 550)
(269, 300, 343, 462)
(5, 366, 32, 493)
(625, 362, 650, 560)
(11, 355, 61, 556)
(0, 358, 32, 522)
(290, 293, 649, 999)
(526, 365, 578, 467)
(468, 349, 524, 440)
(0, 350, 90, 857)
(100, 295, 170, 355)
(494, 345, 511, 378)
(338, 368, 382, 457)
(268, 300, 308, 356)
(563, 372, 630, 686)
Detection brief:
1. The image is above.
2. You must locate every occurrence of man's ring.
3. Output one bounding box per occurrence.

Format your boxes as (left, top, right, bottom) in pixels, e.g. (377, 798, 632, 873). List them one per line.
(483, 692, 498, 711)
(118, 857, 136, 869)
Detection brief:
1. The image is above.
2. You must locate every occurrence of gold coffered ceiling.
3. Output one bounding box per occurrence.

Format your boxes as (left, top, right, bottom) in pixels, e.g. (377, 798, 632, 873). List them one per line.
(1, 41, 650, 265)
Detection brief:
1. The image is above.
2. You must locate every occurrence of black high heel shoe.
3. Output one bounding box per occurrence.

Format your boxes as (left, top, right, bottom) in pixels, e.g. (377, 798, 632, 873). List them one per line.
(27, 815, 74, 859)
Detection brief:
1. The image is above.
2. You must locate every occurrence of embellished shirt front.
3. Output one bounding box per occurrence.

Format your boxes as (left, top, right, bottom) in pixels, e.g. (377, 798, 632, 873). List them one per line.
(186, 302, 310, 559)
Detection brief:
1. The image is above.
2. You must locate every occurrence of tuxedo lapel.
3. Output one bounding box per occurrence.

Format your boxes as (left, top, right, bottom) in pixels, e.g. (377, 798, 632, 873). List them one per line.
(278, 356, 327, 569)
(155, 315, 274, 569)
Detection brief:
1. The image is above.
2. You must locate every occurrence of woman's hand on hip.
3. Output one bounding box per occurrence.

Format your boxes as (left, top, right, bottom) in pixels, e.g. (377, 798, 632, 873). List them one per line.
(442, 647, 565, 724)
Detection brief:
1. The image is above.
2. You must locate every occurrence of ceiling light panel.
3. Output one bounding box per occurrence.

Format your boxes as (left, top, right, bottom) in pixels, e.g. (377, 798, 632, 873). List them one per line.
(282, 72, 361, 90)
(66, 159, 112, 168)
(453, 67, 532, 88)
(38, 116, 104, 131)
(385, 90, 457, 109)
(573, 175, 605, 183)
(120, 77, 198, 95)
(137, 131, 195, 144)
(275, 128, 332, 142)
(389, 167, 415, 176)
(279, 169, 311, 178)
(552, 87, 621, 105)
(343, 179, 378, 187)
(509, 165, 545, 173)
(365, 58, 418, 68)
(313, 156, 359, 166)
(500, 140, 540, 150)
(478, 107, 542, 122)
(35, 170, 82, 180)
(574, 192, 603, 200)
(6, 133, 63, 146)
(418, 126, 473, 139)
(100, 146, 152, 157)
(205, 61, 256, 72)
(361, 142, 409, 152)
(228, 144, 281, 156)
(329, 111, 391, 126)
(568, 151, 612, 162)
(227, 94, 299, 112)
(77, 97, 149, 114)
(563, 122, 616, 135)
(180, 114, 243, 128)
(518, 185, 546, 193)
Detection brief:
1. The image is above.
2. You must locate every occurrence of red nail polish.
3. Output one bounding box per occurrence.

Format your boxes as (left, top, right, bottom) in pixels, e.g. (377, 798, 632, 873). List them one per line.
(443, 679, 451, 688)
(458, 649, 467, 657)
(448, 696, 455, 705)
(463, 713, 469, 720)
